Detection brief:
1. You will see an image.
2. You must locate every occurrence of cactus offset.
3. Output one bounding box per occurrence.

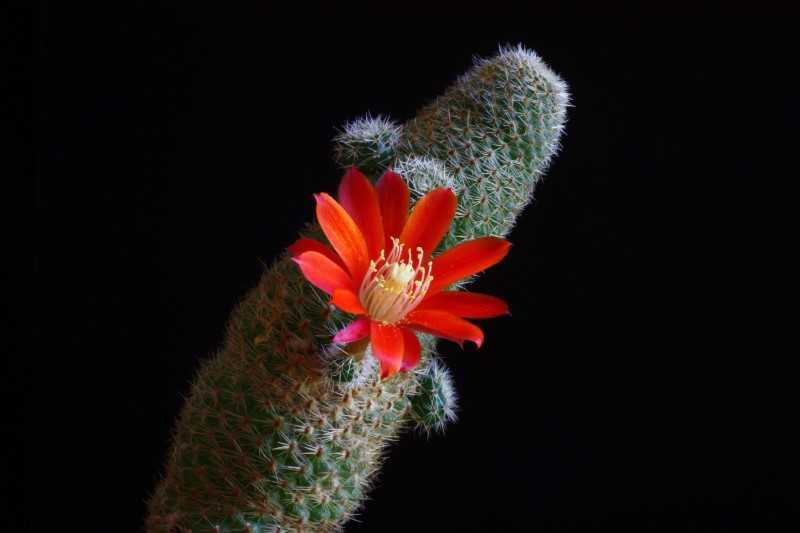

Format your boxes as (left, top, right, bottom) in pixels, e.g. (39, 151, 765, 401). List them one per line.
(146, 45, 569, 532)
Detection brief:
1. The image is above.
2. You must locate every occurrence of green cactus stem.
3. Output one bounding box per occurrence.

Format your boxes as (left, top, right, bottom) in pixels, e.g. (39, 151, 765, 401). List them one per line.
(146, 45, 569, 533)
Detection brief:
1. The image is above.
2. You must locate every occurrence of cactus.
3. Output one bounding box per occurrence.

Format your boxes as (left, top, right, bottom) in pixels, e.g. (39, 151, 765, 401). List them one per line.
(146, 45, 569, 533)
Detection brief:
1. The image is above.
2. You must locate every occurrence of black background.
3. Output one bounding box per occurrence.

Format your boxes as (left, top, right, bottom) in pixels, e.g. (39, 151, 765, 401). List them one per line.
(21, 4, 795, 532)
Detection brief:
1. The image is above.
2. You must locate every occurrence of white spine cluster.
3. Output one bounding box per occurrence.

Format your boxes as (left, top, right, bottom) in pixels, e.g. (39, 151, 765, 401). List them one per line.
(393, 155, 460, 201)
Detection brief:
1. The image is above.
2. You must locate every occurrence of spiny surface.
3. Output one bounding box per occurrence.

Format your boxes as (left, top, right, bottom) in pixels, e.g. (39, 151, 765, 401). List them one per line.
(399, 45, 570, 250)
(146, 255, 420, 532)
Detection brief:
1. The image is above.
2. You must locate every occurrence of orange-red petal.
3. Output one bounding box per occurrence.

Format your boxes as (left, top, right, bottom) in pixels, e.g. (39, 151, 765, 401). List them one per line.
(332, 317, 371, 343)
(292, 251, 355, 295)
(371, 321, 404, 379)
(427, 237, 511, 295)
(315, 192, 370, 283)
(338, 167, 384, 260)
(398, 188, 457, 261)
(403, 309, 484, 349)
(399, 328, 422, 372)
(330, 288, 368, 315)
(287, 237, 346, 271)
(375, 170, 410, 249)
(416, 291, 510, 318)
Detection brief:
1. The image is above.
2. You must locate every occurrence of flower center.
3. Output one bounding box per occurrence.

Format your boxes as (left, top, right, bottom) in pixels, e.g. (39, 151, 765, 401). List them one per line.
(359, 237, 433, 324)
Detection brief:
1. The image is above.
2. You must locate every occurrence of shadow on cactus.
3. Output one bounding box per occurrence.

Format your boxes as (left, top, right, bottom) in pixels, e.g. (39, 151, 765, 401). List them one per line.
(146, 45, 570, 532)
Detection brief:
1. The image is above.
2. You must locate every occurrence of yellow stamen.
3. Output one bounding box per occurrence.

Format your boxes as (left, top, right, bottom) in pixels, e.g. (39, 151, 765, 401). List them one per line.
(358, 238, 434, 324)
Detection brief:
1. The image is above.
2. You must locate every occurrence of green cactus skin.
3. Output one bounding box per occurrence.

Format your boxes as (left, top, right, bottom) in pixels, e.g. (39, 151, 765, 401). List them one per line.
(146, 45, 569, 533)
(409, 361, 458, 436)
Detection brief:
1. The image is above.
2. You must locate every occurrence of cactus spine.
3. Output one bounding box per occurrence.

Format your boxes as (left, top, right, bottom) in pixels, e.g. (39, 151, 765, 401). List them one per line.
(146, 45, 569, 532)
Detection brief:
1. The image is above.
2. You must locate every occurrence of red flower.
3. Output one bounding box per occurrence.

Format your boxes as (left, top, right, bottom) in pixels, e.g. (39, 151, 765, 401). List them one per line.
(288, 168, 511, 379)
